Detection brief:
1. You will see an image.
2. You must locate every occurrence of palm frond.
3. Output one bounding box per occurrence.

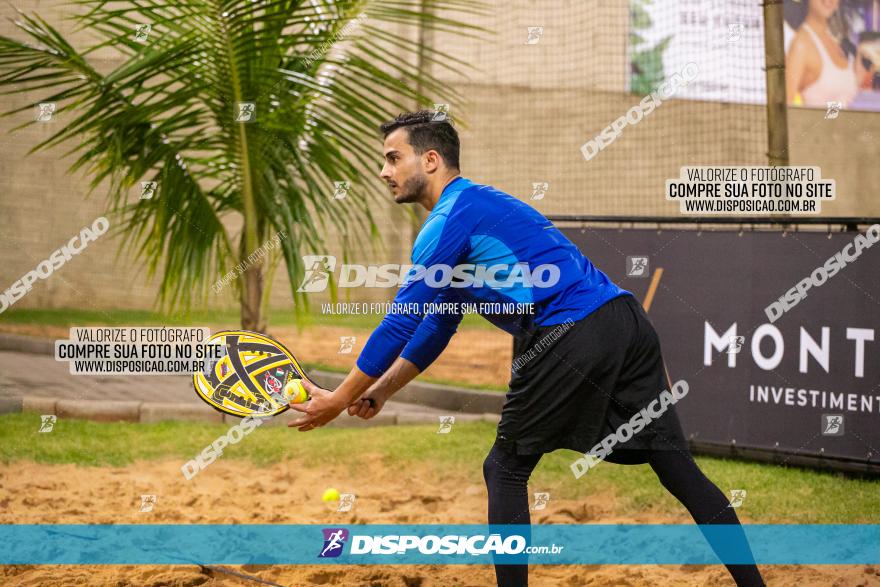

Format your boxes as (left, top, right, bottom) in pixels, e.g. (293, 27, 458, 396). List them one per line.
(0, 0, 493, 326)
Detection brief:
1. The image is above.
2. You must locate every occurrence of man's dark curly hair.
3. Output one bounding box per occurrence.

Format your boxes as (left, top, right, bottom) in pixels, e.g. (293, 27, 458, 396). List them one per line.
(379, 110, 460, 171)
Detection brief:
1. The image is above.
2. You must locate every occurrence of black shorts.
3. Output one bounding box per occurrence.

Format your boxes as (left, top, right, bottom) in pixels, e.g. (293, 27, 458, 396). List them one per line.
(496, 294, 689, 463)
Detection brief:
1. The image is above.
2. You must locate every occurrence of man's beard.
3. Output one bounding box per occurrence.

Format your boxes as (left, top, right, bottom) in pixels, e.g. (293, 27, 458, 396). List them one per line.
(394, 174, 428, 204)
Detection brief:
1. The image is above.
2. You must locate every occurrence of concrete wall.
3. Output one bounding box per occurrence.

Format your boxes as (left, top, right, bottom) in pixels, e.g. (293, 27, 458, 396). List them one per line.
(1, 0, 877, 314)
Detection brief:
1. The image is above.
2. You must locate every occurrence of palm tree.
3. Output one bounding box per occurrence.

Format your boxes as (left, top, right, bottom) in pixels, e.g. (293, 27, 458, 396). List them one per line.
(0, 0, 488, 330)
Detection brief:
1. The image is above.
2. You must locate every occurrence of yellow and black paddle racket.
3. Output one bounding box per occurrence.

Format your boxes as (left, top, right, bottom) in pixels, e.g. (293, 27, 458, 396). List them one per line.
(193, 330, 312, 418)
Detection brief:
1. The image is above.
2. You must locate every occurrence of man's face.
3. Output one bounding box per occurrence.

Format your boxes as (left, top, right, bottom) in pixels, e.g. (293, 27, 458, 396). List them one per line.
(379, 128, 429, 204)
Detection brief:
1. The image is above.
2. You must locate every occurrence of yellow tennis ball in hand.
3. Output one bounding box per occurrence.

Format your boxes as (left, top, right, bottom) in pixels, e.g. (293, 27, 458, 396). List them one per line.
(322, 487, 340, 502)
(283, 378, 308, 403)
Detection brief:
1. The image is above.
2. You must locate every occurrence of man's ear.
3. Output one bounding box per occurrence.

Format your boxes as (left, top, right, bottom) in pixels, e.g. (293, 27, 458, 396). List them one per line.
(422, 149, 441, 174)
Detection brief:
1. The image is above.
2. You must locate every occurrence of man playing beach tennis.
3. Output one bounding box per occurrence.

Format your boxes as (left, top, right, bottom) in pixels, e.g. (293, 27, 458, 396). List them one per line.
(290, 110, 765, 586)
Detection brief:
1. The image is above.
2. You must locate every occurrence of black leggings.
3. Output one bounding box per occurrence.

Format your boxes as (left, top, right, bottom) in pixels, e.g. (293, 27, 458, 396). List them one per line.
(482, 442, 765, 587)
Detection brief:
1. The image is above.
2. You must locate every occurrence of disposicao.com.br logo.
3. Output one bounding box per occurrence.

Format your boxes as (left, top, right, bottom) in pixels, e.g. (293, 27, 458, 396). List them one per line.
(317, 529, 563, 557)
(297, 255, 560, 292)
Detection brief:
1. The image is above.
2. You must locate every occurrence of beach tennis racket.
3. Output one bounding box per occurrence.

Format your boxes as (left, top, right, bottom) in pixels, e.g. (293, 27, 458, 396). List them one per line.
(193, 330, 312, 418)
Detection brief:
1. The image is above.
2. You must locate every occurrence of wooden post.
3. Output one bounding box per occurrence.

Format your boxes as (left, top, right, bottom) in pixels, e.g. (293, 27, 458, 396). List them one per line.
(763, 0, 789, 167)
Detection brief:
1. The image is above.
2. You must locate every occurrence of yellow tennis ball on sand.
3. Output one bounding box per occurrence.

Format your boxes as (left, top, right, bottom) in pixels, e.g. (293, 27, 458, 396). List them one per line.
(322, 488, 340, 502)
(283, 378, 308, 403)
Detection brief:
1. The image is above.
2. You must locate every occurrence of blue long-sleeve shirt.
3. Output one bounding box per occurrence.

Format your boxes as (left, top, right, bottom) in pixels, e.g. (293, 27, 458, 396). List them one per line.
(356, 177, 631, 377)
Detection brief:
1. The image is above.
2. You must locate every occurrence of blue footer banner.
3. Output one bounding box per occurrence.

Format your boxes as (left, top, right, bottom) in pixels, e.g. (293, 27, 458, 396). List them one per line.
(0, 524, 877, 565)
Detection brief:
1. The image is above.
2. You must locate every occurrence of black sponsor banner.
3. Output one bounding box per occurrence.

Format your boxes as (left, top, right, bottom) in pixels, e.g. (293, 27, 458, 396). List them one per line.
(561, 226, 879, 466)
